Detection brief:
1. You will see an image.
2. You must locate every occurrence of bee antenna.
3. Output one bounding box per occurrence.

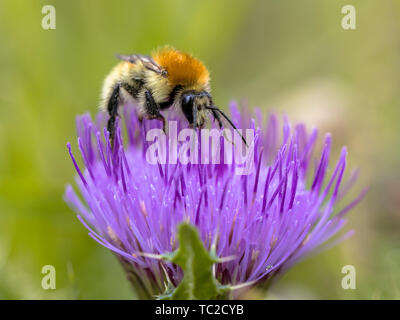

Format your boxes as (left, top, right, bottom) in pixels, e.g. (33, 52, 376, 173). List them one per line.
(206, 106, 248, 146)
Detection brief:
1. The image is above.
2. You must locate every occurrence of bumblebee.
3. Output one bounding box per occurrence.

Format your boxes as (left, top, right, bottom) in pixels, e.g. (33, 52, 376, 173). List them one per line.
(100, 46, 245, 146)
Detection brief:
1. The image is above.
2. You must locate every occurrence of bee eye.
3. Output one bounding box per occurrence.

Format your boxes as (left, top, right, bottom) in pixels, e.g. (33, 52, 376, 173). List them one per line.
(183, 95, 192, 106)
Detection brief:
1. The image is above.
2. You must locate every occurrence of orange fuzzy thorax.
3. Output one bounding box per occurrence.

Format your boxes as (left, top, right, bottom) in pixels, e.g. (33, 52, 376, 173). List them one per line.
(152, 47, 209, 88)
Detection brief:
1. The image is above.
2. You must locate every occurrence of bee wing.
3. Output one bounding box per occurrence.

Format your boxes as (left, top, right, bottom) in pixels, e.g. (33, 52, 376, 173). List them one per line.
(115, 54, 168, 77)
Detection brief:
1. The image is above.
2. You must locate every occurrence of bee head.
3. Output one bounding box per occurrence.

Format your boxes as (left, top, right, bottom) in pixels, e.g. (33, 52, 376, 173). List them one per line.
(181, 91, 212, 129)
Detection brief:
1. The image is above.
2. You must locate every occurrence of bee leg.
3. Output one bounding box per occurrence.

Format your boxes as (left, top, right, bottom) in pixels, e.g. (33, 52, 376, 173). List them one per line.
(144, 90, 167, 134)
(210, 109, 234, 144)
(107, 84, 121, 148)
(211, 109, 223, 128)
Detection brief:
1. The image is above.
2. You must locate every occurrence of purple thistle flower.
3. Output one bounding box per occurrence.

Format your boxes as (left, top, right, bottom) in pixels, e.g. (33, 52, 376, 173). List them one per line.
(64, 102, 366, 299)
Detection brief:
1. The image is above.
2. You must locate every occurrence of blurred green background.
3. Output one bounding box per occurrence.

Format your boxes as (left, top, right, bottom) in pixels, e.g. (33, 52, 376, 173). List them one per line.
(0, 0, 399, 299)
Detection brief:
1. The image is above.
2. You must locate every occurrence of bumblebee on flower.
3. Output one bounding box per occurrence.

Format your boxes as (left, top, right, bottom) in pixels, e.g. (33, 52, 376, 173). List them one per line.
(101, 46, 245, 146)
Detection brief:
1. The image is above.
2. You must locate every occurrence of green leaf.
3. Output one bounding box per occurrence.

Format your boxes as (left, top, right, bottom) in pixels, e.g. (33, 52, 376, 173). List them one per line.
(158, 223, 228, 300)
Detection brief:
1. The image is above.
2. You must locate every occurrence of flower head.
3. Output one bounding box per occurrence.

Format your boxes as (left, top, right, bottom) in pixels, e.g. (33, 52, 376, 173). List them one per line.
(65, 102, 366, 298)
